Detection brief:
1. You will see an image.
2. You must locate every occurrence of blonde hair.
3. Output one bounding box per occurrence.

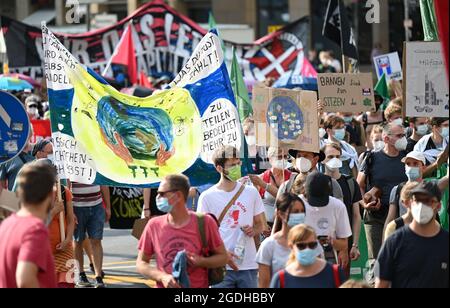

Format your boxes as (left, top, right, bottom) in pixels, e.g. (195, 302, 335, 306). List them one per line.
(371, 124, 384, 137)
(400, 181, 420, 204)
(287, 224, 317, 265)
(384, 103, 402, 121)
(340, 279, 371, 288)
(290, 173, 306, 196)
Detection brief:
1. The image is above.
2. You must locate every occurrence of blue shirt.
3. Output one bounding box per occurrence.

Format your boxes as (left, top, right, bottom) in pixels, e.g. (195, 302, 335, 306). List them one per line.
(0, 152, 34, 191)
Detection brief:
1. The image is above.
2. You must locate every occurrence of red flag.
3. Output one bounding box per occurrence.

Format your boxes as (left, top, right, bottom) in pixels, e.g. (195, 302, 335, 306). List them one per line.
(138, 71, 153, 89)
(30, 120, 51, 143)
(111, 23, 137, 85)
(434, 0, 449, 77)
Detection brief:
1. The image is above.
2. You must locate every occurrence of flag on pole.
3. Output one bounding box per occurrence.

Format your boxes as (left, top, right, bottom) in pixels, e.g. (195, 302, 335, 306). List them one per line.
(322, 0, 359, 60)
(103, 22, 137, 85)
(374, 73, 389, 100)
(230, 48, 252, 122)
(420, 0, 439, 42)
(434, 0, 449, 76)
(208, 12, 225, 52)
(138, 71, 153, 89)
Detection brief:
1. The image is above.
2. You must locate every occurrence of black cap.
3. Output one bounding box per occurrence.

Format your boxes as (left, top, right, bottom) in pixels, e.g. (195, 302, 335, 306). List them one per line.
(411, 181, 442, 201)
(305, 172, 331, 207)
(288, 149, 326, 163)
(32, 139, 52, 157)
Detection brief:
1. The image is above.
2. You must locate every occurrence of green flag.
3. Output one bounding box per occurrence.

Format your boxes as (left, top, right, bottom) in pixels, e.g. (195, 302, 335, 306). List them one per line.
(375, 73, 389, 100)
(208, 12, 225, 52)
(420, 0, 439, 41)
(231, 48, 252, 122)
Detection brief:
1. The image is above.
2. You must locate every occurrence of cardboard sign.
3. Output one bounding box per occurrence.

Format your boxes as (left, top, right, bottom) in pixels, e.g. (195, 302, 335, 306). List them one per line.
(374, 52, 403, 81)
(0, 189, 20, 213)
(403, 42, 450, 118)
(253, 87, 319, 153)
(318, 73, 376, 113)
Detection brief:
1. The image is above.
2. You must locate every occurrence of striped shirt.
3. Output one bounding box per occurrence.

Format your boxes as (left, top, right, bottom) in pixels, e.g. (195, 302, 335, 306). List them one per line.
(71, 183, 103, 208)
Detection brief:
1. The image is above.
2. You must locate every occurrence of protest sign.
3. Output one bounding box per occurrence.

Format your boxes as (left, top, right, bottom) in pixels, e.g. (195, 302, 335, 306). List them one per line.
(42, 23, 247, 187)
(318, 73, 376, 113)
(403, 42, 449, 118)
(253, 86, 319, 153)
(374, 52, 403, 81)
(109, 187, 144, 230)
(0, 91, 31, 165)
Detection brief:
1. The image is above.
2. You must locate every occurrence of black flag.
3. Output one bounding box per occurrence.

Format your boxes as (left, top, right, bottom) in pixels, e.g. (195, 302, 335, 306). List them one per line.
(322, 0, 359, 60)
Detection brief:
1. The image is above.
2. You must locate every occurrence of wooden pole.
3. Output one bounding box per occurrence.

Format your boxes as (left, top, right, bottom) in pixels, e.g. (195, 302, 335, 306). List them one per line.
(57, 179, 65, 242)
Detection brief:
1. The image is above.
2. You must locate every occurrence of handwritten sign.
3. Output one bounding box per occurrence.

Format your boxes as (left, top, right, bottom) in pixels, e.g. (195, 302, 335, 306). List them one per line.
(374, 52, 403, 81)
(109, 187, 144, 230)
(318, 73, 376, 113)
(253, 86, 319, 153)
(403, 42, 449, 118)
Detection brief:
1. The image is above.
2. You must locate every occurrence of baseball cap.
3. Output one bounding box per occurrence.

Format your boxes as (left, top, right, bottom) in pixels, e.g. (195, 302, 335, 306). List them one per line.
(411, 181, 442, 201)
(305, 172, 331, 207)
(401, 151, 426, 165)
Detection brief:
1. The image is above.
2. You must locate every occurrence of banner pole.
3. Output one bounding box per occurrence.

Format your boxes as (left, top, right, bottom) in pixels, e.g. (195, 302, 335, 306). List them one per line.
(57, 179, 65, 243)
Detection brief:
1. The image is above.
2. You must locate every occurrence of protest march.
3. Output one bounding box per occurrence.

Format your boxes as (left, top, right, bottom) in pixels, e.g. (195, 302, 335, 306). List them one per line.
(0, 0, 448, 293)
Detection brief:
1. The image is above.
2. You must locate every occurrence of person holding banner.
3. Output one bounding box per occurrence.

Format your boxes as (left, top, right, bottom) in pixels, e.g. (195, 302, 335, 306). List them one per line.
(0, 161, 57, 288)
(137, 175, 227, 288)
(197, 146, 266, 288)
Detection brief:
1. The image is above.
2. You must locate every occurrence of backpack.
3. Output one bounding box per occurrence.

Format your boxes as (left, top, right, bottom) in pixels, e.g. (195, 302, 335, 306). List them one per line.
(278, 264, 342, 288)
(393, 182, 407, 217)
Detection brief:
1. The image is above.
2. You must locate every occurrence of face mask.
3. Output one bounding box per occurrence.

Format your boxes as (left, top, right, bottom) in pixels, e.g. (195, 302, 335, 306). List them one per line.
(287, 213, 306, 227)
(325, 158, 343, 171)
(411, 202, 435, 225)
(272, 159, 285, 170)
(246, 135, 256, 146)
(343, 117, 353, 124)
(394, 137, 408, 151)
(285, 161, 293, 169)
(27, 107, 39, 118)
(156, 197, 173, 213)
(405, 166, 421, 181)
(319, 128, 326, 139)
(296, 246, 321, 266)
(334, 128, 346, 141)
(224, 165, 242, 182)
(416, 124, 429, 136)
(392, 118, 403, 126)
(46, 154, 54, 162)
(296, 157, 312, 173)
(440, 127, 449, 139)
(373, 141, 385, 151)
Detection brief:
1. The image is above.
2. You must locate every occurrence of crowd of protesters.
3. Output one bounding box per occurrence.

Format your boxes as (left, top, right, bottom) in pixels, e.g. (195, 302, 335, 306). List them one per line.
(1, 62, 449, 290)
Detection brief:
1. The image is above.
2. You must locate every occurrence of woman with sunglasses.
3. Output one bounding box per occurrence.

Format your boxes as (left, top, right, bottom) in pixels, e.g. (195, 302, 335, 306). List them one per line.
(270, 224, 346, 288)
(256, 193, 306, 288)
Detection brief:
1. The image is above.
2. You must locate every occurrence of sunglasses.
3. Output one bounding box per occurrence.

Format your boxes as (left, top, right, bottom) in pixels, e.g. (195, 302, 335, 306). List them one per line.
(296, 241, 319, 251)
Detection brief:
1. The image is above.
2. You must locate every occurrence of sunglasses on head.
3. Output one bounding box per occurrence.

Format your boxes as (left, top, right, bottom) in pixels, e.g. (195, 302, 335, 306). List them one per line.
(296, 241, 318, 251)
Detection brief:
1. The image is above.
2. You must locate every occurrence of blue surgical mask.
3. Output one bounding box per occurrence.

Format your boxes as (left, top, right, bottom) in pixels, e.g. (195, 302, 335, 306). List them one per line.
(156, 197, 173, 213)
(416, 124, 429, 136)
(343, 117, 353, 124)
(287, 213, 306, 227)
(405, 166, 421, 181)
(296, 246, 321, 266)
(441, 127, 449, 139)
(334, 128, 346, 141)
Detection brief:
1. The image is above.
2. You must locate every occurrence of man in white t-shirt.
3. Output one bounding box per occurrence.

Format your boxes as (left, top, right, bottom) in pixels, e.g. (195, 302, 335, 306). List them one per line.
(197, 145, 266, 288)
(302, 172, 352, 269)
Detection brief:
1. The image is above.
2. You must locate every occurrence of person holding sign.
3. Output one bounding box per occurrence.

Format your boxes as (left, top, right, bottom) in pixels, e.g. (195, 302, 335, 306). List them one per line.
(0, 161, 57, 288)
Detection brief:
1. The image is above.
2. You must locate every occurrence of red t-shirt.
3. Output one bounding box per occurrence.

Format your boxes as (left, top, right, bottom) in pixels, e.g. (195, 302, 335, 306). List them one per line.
(0, 214, 57, 288)
(138, 211, 223, 288)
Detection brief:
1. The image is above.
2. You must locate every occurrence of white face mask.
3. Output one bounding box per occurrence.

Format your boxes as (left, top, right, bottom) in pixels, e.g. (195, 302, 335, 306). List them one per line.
(416, 124, 430, 136)
(325, 158, 343, 171)
(271, 159, 285, 170)
(373, 141, 385, 151)
(411, 202, 435, 225)
(394, 137, 408, 151)
(319, 128, 327, 139)
(296, 157, 312, 173)
(392, 118, 403, 126)
(246, 135, 256, 146)
(47, 154, 54, 163)
(440, 127, 449, 139)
